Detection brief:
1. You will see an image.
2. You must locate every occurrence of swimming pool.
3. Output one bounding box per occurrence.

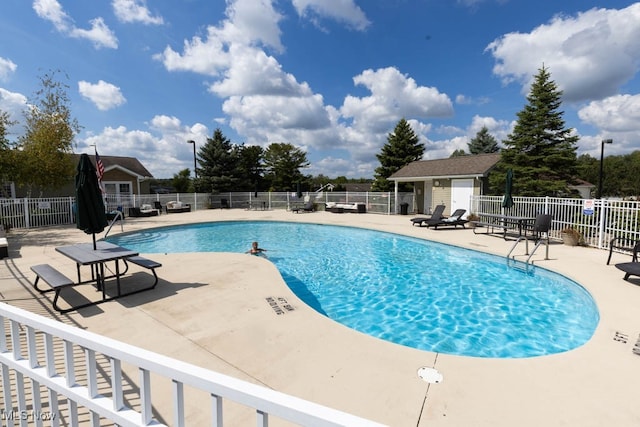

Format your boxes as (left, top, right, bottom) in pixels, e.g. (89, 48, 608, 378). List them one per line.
(106, 221, 599, 358)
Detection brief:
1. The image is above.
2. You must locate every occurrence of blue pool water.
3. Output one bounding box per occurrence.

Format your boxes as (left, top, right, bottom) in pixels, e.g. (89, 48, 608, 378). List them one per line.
(106, 221, 599, 358)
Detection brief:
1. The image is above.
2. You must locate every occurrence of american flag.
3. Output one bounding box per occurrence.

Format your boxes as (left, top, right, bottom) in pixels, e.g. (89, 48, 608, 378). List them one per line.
(95, 150, 106, 195)
(95, 150, 105, 182)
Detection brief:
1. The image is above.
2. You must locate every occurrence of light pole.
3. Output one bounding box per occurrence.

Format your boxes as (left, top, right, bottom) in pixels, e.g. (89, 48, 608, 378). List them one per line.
(598, 138, 612, 199)
(187, 140, 197, 179)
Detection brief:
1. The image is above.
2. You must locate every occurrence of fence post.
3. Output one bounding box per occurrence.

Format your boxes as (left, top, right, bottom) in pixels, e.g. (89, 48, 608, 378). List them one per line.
(69, 197, 74, 224)
(24, 198, 30, 229)
(544, 196, 550, 214)
(598, 199, 607, 249)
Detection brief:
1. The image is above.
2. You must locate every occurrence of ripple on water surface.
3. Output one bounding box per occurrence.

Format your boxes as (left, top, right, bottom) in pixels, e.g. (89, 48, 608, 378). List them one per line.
(107, 221, 599, 358)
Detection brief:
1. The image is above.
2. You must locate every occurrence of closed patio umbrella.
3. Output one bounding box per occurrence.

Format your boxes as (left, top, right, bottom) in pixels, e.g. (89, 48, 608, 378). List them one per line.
(296, 182, 303, 199)
(501, 169, 514, 209)
(75, 153, 108, 249)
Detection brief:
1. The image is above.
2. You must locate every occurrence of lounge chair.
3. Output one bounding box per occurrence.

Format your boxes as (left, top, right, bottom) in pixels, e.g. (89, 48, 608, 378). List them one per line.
(140, 204, 159, 216)
(165, 201, 191, 213)
(615, 241, 640, 281)
(410, 205, 445, 227)
(325, 202, 366, 213)
(428, 209, 468, 229)
(292, 201, 314, 213)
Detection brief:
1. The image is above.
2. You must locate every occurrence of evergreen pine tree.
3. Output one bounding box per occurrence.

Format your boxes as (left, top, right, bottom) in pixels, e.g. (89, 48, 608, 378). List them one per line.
(491, 66, 579, 196)
(372, 118, 424, 191)
(450, 149, 467, 157)
(468, 126, 499, 154)
(198, 128, 242, 193)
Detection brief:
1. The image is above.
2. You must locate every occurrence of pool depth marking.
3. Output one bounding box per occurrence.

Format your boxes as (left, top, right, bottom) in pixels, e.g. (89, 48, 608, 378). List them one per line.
(266, 297, 295, 315)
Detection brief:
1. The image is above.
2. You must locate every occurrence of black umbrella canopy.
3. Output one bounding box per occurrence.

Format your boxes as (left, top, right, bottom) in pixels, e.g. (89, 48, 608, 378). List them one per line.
(501, 169, 514, 209)
(75, 153, 108, 249)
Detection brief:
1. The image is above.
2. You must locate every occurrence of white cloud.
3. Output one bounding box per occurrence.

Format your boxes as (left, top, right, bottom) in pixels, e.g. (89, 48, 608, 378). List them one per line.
(223, 93, 330, 135)
(341, 67, 453, 132)
(112, 0, 164, 25)
(486, 3, 640, 102)
(81, 116, 210, 178)
(209, 45, 312, 97)
(155, 0, 283, 75)
(33, 0, 72, 32)
(153, 1, 455, 178)
(291, 0, 370, 31)
(78, 80, 126, 111)
(70, 17, 118, 49)
(0, 88, 28, 137)
(0, 57, 17, 81)
(578, 94, 640, 132)
(33, 0, 118, 49)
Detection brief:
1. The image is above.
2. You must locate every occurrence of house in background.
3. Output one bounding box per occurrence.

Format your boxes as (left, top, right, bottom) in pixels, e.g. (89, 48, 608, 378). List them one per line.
(389, 153, 501, 216)
(11, 154, 154, 199)
(343, 183, 372, 192)
(569, 179, 595, 199)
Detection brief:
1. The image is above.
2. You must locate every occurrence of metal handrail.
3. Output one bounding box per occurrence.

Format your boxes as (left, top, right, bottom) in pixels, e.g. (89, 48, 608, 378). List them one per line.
(104, 210, 123, 239)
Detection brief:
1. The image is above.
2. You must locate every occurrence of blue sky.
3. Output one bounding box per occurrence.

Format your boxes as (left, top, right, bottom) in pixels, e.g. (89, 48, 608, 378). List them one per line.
(1, 1, 639, 179)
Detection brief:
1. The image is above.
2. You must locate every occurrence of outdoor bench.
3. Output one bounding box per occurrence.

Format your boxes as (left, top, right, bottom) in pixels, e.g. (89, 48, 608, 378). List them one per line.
(0, 237, 7, 259)
(31, 264, 79, 313)
(0, 225, 7, 259)
(471, 221, 508, 237)
(125, 256, 162, 287)
(31, 264, 75, 291)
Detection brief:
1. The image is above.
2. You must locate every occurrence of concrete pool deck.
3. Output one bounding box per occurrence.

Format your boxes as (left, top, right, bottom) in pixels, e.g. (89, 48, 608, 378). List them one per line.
(1, 208, 639, 426)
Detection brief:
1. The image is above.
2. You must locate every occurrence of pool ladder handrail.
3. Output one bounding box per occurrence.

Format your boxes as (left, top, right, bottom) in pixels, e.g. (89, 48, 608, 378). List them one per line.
(104, 210, 124, 239)
(507, 234, 549, 266)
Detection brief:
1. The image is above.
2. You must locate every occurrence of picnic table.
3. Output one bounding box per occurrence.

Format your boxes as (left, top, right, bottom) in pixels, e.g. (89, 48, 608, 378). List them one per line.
(472, 213, 535, 240)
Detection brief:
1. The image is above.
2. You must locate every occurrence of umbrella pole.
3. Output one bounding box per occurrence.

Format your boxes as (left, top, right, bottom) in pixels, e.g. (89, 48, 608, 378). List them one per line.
(92, 233, 97, 250)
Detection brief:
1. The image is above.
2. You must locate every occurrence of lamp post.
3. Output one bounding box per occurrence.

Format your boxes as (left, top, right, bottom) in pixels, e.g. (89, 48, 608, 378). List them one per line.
(187, 140, 197, 179)
(598, 139, 612, 199)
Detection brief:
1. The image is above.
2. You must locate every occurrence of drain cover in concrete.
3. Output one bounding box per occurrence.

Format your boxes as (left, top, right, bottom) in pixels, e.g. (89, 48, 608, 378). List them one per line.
(418, 367, 443, 384)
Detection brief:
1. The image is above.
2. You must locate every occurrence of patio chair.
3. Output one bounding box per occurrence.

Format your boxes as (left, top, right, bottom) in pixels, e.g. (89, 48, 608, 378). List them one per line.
(607, 237, 640, 265)
(153, 201, 163, 214)
(428, 209, 468, 229)
(615, 241, 640, 281)
(410, 205, 445, 227)
(529, 214, 553, 242)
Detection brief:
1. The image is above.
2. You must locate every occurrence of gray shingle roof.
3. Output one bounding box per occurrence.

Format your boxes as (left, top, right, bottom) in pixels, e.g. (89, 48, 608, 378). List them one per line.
(389, 153, 501, 181)
(72, 154, 153, 178)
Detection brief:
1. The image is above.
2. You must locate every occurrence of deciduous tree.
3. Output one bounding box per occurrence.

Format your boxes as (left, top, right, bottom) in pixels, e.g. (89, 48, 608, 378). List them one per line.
(0, 110, 17, 192)
(17, 70, 81, 194)
(263, 143, 309, 191)
(172, 169, 191, 193)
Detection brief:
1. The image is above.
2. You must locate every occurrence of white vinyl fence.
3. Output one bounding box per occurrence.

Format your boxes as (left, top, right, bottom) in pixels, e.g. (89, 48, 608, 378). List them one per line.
(471, 195, 640, 250)
(0, 192, 414, 230)
(0, 303, 382, 426)
(2, 193, 638, 252)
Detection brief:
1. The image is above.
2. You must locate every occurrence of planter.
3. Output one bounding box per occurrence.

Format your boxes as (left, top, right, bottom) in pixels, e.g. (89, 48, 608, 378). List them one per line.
(561, 232, 580, 246)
